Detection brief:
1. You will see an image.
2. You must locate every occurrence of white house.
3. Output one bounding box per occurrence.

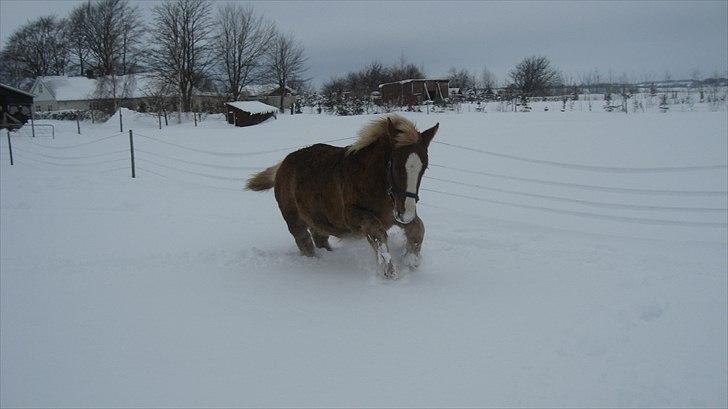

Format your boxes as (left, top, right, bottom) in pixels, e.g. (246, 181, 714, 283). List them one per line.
(31, 76, 98, 111)
(30, 74, 224, 112)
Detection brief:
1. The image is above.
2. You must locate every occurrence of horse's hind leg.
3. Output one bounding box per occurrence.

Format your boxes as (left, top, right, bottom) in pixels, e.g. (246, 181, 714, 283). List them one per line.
(288, 218, 316, 257)
(279, 207, 316, 257)
(311, 230, 332, 251)
(399, 216, 424, 270)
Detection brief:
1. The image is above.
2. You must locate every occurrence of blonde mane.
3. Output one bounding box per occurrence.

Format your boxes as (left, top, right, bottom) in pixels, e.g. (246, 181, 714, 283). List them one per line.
(346, 114, 419, 154)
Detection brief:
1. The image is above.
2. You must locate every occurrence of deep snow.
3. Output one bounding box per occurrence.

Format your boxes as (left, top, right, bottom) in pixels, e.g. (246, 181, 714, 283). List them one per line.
(1, 106, 726, 407)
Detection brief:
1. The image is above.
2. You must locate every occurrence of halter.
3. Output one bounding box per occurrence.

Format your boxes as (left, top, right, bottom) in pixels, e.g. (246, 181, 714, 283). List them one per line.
(386, 158, 420, 202)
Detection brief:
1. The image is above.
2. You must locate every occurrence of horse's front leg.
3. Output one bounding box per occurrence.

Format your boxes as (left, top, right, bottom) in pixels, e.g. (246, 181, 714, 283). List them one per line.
(366, 234, 398, 279)
(349, 208, 398, 279)
(398, 216, 424, 270)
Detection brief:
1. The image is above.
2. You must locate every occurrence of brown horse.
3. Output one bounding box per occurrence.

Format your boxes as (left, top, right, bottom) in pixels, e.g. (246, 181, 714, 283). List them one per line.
(246, 114, 438, 279)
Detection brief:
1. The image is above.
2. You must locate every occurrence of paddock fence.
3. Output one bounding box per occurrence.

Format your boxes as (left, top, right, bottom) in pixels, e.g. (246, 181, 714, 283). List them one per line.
(1, 129, 726, 229)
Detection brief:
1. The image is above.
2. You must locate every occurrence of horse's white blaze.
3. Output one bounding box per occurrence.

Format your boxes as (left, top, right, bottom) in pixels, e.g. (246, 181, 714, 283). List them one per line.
(400, 153, 422, 223)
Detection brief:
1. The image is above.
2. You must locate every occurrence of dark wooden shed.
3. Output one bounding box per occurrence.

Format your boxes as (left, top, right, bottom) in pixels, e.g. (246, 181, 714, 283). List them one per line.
(378, 78, 450, 106)
(0, 83, 34, 130)
(225, 101, 278, 127)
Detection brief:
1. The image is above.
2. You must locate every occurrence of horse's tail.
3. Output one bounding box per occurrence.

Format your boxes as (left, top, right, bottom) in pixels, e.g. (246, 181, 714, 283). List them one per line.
(246, 162, 281, 191)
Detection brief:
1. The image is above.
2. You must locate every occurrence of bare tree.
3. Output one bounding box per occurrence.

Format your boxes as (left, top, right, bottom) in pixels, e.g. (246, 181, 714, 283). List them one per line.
(119, 4, 145, 75)
(388, 55, 424, 82)
(148, 0, 214, 113)
(67, 4, 91, 76)
(83, 0, 125, 76)
(0, 49, 27, 87)
(447, 67, 477, 90)
(0, 16, 70, 82)
(509, 55, 561, 97)
(580, 68, 601, 87)
(480, 66, 497, 89)
(265, 31, 307, 112)
(213, 4, 276, 101)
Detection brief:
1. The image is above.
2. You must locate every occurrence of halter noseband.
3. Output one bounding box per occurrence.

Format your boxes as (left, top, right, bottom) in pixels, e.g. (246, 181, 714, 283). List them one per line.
(386, 158, 419, 202)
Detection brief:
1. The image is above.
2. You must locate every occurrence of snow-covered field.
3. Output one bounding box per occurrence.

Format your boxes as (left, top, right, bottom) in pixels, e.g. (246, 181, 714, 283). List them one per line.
(1, 107, 726, 407)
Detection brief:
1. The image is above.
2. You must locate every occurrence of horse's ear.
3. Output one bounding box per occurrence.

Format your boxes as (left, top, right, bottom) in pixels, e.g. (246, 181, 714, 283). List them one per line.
(386, 117, 397, 137)
(385, 117, 398, 146)
(420, 122, 439, 148)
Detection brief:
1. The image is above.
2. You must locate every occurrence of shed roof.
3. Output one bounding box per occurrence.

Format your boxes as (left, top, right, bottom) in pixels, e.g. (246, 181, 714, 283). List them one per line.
(225, 101, 279, 114)
(378, 78, 450, 88)
(0, 83, 35, 98)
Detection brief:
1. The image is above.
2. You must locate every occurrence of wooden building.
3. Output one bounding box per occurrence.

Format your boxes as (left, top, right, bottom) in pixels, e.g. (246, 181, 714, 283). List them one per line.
(378, 79, 450, 106)
(240, 84, 297, 112)
(0, 83, 34, 130)
(225, 101, 278, 127)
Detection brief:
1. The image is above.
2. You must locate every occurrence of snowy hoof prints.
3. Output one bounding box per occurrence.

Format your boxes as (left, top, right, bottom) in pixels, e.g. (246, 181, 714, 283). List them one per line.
(246, 114, 438, 278)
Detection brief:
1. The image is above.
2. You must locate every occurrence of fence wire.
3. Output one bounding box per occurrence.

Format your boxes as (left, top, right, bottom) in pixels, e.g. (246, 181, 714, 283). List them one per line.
(429, 164, 727, 197)
(134, 132, 356, 157)
(10, 151, 128, 168)
(2, 127, 726, 228)
(134, 149, 259, 171)
(432, 140, 728, 173)
(421, 188, 727, 228)
(11, 146, 129, 161)
(424, 175, 727, 213)
(12, 132, 124, 150)
(135, 157, 244, 182)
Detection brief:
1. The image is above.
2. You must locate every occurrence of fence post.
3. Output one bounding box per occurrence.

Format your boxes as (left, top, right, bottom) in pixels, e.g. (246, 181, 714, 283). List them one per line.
(6, 129, 13, 165)
(30, 104, 36, 137)
(128, 129, 135, 178)
(119, 108, 124, 133)
(158, 112, 162, 129)
(76, 111, 81, 134)
(194, 112, 198, 127)
(163, 109, 168, 126)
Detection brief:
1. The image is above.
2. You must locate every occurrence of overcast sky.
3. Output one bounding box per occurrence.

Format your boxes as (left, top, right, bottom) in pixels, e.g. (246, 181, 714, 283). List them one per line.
(1, 0, 726, 86)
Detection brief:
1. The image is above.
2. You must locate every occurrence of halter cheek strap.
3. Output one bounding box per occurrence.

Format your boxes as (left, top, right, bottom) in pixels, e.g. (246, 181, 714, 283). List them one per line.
(386, 159, 420, 202)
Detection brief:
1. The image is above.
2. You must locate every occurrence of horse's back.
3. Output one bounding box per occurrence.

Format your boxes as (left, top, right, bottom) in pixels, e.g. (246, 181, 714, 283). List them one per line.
(280, 143, 344, 171)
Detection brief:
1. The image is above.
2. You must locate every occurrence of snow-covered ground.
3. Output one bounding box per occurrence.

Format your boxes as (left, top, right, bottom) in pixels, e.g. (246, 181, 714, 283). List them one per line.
(1, 107, 726, 407)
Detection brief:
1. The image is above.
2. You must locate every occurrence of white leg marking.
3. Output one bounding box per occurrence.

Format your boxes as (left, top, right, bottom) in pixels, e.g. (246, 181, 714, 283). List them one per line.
(402, 251, 421, 270)
(374, 240, 398, 279)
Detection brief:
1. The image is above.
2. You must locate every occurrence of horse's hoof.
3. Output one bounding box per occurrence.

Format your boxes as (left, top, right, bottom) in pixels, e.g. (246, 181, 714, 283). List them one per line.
(300, 249, 316, 257)
(381, 260, 399, 279)
(402, 251, 421, 270)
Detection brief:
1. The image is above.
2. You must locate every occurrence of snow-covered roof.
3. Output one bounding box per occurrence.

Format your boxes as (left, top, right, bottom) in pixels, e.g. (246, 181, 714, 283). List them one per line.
(378, 78, 450, 88)
(36, 76, 97, 101)
(225, 101, 279, 114)
(34, 73, 174, 101)
(379, 78, 450, 88)
(0, 82, 35, 97)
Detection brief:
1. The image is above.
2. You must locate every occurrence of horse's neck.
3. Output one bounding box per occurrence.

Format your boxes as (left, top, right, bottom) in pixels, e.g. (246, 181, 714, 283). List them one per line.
(347, 141, 388, 187)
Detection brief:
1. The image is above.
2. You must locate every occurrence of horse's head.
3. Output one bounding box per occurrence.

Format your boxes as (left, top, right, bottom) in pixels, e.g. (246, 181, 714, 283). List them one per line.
(386, 118, 439, 224)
